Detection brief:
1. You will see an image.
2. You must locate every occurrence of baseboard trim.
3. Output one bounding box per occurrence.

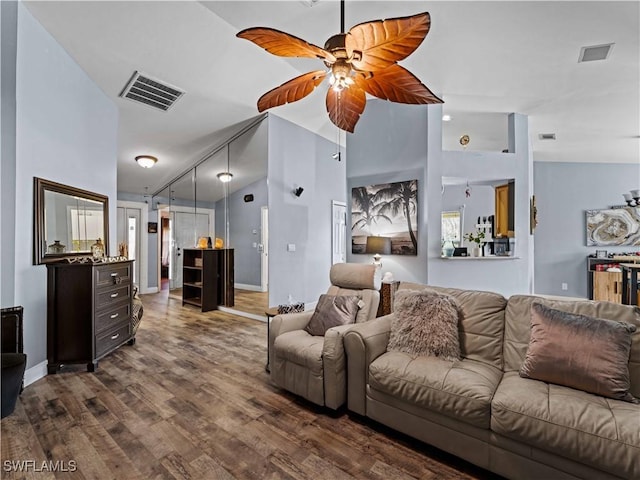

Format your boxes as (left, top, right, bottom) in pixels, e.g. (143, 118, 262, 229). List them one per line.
(234, 283, 264, 292)
(218, 306, 267, 323)
(141, 287, 159, 294)
(24, 360, 48, 387)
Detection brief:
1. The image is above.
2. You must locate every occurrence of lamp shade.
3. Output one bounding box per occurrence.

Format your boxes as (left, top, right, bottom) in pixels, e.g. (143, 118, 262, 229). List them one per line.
(365, 236, 391, 255)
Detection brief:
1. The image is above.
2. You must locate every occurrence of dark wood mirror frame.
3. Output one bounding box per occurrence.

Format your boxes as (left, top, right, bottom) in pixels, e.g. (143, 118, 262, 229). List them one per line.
(33, 177, 110, 265)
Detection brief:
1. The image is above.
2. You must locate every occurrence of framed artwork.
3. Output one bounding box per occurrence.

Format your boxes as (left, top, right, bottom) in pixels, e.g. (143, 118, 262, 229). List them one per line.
(351, 179, 418, 255)
(585, 207, 640, 246)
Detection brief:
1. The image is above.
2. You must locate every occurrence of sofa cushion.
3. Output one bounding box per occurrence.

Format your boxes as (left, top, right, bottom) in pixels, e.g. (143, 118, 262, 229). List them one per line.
(368, 351, 502, 429)
(504, 295, 640, 398)
(304, 294, 360, 336)
(492, 372, 640, 479)
(273, 330, 324, 375)
(388, 289, 461, 361)
(520, 303, 637, 403)
(398, 283, 507, 369)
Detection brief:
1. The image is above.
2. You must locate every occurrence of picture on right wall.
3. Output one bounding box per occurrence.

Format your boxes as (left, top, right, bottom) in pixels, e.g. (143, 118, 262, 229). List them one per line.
(585, 207, 640, 246)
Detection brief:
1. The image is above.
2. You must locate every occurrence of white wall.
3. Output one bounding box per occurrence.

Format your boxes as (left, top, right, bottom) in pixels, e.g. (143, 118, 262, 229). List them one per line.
(347, 100, 533, 297)
(534, 161, 640, 298)
(346, 100, 429, 284)
(268, 114, 347, 306)
(428, 112, 534, 296)
(11, 3, 118, 370)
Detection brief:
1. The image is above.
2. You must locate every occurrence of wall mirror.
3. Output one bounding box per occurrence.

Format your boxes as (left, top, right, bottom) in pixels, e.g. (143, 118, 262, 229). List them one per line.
(33, 177, 109, 264)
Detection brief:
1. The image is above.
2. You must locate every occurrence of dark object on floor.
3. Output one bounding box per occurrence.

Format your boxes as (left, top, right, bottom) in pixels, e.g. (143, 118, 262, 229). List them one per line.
(1, 306, 27, 419)
(132, 286, 144, 336)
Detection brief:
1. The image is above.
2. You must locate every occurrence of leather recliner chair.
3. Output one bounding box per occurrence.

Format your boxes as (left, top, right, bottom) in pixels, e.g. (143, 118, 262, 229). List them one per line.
(269, 263, 381, 409)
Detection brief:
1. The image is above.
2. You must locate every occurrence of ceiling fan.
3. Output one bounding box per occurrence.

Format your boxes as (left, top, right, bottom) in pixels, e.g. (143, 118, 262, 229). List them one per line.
(237, 1, 443, 133)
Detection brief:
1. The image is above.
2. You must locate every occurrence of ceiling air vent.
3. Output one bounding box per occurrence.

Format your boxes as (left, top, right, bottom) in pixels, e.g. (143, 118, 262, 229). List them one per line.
(119, 71, 185, 111)
(578, 43, 614, 63)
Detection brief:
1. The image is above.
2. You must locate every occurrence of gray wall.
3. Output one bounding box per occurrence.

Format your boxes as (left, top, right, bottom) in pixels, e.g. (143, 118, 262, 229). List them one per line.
(346, 100, 429, 284)
(268, 114, 347, 306)
(442, 184, 495, 246)
(534, 161, 640, 298)
(1, 0, 18, 306)
(11, 3, 118, 370)
(347, 100, 534, 297)
(216, 178, 267, 287)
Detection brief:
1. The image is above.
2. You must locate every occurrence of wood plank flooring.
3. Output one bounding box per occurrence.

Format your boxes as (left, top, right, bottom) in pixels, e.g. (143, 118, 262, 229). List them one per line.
(232, 290, 269, 317)
(1, 291, 498, 480)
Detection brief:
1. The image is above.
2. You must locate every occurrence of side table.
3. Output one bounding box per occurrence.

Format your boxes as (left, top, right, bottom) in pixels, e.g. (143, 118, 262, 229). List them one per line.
(377, 281, 400, 317)
(265, 307, 279, 373)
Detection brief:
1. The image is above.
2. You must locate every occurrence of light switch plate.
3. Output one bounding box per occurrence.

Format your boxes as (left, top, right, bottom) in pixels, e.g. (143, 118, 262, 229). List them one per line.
(287, 244, 296, 252)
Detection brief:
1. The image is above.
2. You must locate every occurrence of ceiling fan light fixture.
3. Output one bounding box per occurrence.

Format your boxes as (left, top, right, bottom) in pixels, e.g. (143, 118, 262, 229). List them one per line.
(135, 155, 158, 168)
(217, 172, 233, 183)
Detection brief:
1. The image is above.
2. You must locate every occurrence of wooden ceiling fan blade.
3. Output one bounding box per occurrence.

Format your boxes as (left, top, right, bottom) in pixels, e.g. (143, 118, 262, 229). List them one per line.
(326, 85, 366, 133)
(361, 65, 443, 104)
(237, 27, 336, 62)
(346, 12, 430, 72)
(257, 70, 327, 112)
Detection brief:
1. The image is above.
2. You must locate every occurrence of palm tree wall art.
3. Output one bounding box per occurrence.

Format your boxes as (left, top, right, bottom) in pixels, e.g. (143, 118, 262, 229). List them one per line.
(351, 180, 418, 255)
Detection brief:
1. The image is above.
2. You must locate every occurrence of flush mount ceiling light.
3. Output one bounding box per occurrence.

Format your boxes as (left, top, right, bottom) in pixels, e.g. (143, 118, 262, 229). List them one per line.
(135, 155, 158, 168)
(217, 172, 233, 183)
(237, 0, 443, 133)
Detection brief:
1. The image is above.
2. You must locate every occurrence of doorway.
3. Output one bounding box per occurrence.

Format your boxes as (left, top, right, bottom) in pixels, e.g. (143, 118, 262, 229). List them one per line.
(117, 201, 147, 290)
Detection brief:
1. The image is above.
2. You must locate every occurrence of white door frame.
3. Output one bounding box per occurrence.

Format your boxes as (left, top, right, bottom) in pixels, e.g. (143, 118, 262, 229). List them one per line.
(331, 200, 347, 264)
(261, 206, 269, 292)
(117, 200, 150, 293)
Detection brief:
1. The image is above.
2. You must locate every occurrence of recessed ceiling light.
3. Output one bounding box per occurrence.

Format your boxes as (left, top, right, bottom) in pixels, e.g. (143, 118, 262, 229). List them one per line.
(135, 155, 158, 168)
(578, 43, 614, 63)
(442, 114, 452, 122)
(538, 133, 556, 140)
(217, 172, 233, 183)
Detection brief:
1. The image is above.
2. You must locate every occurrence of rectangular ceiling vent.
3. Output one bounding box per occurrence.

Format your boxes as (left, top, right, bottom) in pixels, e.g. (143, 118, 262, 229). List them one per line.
(119, 71, 185, 111)
(578, 43, 614, 63)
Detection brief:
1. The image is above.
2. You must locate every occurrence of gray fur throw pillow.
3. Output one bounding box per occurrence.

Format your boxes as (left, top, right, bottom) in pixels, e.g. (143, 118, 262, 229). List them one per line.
(388, 289, 462, 361)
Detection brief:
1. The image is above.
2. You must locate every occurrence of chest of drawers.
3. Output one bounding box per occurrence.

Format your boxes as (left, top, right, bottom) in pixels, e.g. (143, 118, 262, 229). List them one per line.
(46, 260, 134, 373)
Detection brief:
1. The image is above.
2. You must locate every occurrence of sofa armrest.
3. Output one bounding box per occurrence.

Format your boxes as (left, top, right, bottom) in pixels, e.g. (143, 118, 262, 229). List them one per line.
(269, 311, 314, 373)
(343, 315, 392, 415)
(322, 323, 358, 409)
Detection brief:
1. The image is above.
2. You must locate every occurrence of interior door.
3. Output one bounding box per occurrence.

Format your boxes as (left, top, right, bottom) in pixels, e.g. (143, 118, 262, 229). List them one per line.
(116, 206, 141, 286)
(332, 201, 347, 264)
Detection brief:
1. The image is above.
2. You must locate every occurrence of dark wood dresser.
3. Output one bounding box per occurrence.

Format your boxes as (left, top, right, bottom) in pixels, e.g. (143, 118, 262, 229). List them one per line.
(46, 260, 134, 373)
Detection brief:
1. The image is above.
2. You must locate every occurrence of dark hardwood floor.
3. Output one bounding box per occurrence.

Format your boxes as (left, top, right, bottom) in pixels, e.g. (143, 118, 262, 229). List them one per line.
(1, 291, 499, 479)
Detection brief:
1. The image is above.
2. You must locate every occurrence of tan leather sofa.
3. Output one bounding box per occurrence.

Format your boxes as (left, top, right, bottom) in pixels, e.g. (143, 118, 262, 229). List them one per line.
(270, 263, 380, 409)
(344, 282, 640, 480)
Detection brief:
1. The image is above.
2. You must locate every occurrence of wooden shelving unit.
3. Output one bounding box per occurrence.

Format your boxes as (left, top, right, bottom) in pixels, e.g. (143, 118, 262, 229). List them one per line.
(182, 249, 234, 312)
(587, 255, 640, 304)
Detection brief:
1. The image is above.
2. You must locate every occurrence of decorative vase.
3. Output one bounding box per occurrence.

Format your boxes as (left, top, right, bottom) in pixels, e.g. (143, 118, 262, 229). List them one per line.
(91, 238, 105, 259)
(48, 240, 66, 254)
(443, 241, 455, 257)
(471, 246, 481, 257)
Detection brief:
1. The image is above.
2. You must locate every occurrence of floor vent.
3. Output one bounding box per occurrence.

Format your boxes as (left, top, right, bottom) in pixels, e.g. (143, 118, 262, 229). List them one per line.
(119, 71, 185, 111)
(578, 43, 614, 63)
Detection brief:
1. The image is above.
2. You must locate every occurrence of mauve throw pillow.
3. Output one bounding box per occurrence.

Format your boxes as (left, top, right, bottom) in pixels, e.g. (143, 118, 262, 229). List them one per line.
(304, 294, 360, 336)
(520, 303, 638, 403)
(388, 289, 462, 361)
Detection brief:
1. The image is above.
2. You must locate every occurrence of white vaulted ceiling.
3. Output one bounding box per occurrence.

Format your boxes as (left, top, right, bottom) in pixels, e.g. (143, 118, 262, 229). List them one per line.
(24, 1, 640, 195)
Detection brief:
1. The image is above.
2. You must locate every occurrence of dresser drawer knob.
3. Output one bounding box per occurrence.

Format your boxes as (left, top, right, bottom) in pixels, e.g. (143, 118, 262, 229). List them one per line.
(110, 313, 119, 319)
(110, 293, 119, 298)
(110, 333, 120, 340)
